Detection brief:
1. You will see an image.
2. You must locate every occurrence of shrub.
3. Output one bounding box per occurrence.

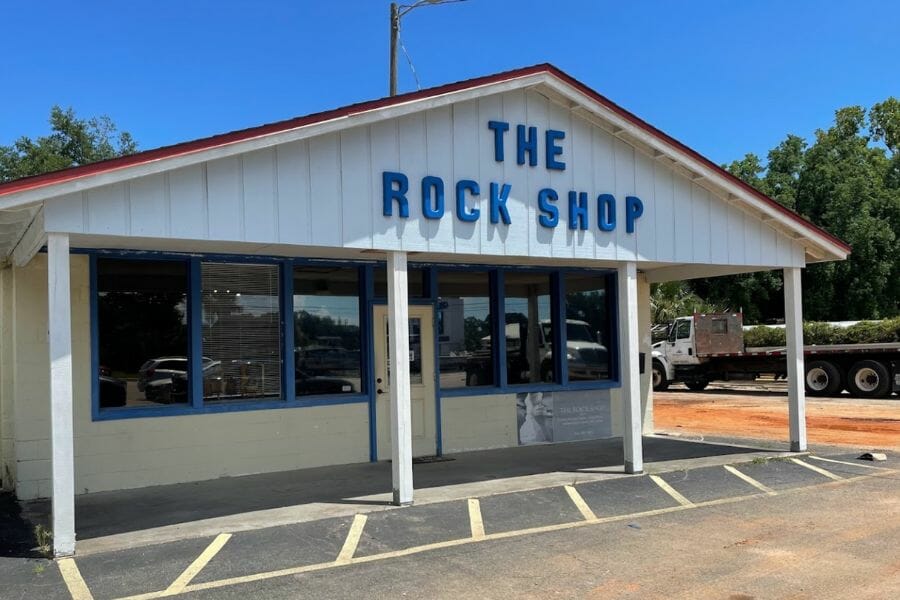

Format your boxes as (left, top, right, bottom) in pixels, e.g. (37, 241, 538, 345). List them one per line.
(744, 326, 785, 347)
(743, 317, 900, 348)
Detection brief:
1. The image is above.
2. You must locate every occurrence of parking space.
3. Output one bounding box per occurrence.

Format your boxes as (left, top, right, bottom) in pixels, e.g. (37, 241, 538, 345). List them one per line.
(575, 474, 681, 517)
(354, 501, 471, 557)
(74, 535, 216, 600)
(656, 465, 761, 503)
(44, 453, 894, 600)
(193, 516, 353, 584)
(479, 486, 585, 534)
(734, 458, 837, 491)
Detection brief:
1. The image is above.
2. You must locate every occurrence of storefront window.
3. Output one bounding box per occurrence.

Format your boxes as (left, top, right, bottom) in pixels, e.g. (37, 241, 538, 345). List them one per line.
(96, 258, 189, 408)
(374, 266, 427, 298)
(564, 274, 611, 381)
(504, 272, 554, 384)
(201, 262, 282, 402)
(293, 266, 361, 395)
(436, 271, 492, 388)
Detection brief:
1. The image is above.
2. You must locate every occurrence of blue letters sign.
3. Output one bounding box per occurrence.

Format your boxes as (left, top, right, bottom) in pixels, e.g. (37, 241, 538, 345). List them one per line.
(382, 120, 644, 233)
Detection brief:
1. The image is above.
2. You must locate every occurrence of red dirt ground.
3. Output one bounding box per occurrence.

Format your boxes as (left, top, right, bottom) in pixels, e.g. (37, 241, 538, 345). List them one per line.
(654, 383, 900, 449)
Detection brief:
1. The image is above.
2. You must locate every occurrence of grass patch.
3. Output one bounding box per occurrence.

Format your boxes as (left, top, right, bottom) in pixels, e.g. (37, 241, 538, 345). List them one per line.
(34, 525, 52, 558)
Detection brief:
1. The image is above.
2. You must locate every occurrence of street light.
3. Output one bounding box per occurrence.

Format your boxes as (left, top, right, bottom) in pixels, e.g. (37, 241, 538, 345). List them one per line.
(389, 0, 466, 96)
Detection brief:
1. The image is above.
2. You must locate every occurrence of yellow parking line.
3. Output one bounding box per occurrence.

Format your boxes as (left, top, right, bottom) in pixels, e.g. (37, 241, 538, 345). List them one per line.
(723, 465, 777, 496)
(165, 533, 231, 594)
(791, 458, 843, 481)
(649, 475, 695, 507)
(467, 498, 485, 539)
(564, 485, 597, 521)
(58, 557, 94, 600)
(808, 455, 889, 470)
(112, 468, 898, 600)
(335, 514, 367, 565)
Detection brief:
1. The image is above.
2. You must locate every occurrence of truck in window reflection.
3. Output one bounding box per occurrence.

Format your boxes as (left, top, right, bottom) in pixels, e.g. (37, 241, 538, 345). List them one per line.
(464, 319, 608, 385)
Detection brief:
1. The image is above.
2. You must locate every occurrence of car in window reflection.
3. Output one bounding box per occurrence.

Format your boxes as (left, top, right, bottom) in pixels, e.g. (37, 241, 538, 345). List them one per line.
(296, 346, 360, 374)
(98, 365, 127, 408)
(295, 370, 355, 396)
(169, 360, 224, 402)
(141, 356, 213, 403)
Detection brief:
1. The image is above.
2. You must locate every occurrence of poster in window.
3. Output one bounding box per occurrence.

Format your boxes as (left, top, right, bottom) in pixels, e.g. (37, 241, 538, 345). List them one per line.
(516, 390, 612, 445)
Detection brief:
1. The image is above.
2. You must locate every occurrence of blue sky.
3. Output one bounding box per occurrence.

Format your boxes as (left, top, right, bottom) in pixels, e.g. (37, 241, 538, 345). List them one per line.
(2, 1, 898, 166)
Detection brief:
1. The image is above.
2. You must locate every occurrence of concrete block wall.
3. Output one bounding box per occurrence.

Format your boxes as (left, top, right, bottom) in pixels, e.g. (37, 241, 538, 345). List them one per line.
(9, 254, 370, 500)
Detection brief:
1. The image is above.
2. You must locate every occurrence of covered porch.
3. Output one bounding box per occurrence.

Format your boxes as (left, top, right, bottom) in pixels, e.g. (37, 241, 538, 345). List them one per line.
(22, 434, 794, 555)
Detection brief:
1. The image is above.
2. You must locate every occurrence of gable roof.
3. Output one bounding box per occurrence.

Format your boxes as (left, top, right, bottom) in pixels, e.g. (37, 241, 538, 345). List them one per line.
(0, 63, 849, 260)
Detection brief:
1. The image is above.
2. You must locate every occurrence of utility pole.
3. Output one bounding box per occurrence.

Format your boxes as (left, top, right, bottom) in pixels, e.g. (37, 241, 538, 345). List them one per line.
(389, 0, 465, 97)
(390, 3, 399, 97)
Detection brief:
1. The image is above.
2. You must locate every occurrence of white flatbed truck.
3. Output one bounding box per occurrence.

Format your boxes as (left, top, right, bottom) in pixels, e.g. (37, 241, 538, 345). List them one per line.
(652, 313, 900, 398)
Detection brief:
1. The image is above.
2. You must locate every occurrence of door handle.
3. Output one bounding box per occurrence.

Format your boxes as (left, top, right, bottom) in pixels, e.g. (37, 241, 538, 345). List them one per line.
(377, 388, 384, 395)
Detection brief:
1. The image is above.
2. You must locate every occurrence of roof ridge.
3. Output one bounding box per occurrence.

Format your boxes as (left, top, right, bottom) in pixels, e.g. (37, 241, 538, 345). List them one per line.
(0, 62, 849, 253)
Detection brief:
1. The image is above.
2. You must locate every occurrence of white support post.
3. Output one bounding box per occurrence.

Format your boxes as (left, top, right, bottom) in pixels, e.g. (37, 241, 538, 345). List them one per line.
(617, 262, 643, 474)
(48, 232, 75, 556)
(387, 251, 413, 505)
(784, 267, 807, 452)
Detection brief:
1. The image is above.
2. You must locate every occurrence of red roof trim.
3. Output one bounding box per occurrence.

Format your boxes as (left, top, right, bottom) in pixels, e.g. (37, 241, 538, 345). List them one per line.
(0, 63, 849, 252)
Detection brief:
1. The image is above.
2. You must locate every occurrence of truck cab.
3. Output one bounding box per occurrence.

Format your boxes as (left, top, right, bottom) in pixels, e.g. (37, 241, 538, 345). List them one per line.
(651, 313, 744, 391)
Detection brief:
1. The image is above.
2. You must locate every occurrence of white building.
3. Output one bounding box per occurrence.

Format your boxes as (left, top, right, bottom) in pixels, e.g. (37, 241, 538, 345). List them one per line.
(0, 64, 849, 556)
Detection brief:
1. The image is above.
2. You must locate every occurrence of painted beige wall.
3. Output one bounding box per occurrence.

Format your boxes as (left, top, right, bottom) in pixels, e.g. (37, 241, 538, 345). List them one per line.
(4, 254, 652, 499)
(9, 255, 370, 500)
(0, 268, 16, 490)
(440, 394, 518, 453)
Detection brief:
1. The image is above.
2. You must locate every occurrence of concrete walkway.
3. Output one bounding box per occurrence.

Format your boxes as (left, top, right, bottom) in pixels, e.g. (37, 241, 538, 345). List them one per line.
(25, 435, 793, 555)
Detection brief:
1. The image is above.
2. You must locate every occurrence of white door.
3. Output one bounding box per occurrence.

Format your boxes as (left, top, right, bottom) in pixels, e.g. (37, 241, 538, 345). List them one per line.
(373, 305, 437, 459)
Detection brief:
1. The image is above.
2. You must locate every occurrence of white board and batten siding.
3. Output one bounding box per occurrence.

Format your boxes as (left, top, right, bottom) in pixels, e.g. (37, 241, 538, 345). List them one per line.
(43, 90, 806, 268)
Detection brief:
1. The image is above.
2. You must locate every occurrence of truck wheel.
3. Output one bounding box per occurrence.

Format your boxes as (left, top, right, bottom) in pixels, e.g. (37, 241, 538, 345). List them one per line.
(652, 361, 669, 392)
(846, 360, 890, 398)
(685, 379, 709, 391)
(804, 360, 842, 397)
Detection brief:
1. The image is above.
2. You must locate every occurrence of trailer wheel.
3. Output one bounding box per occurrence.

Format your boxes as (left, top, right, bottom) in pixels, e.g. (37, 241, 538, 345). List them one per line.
(846, 360, 890, 398)
(652, 361, 669, 392)
(804, 360, 842, 397)
(685, 379, 709, 391)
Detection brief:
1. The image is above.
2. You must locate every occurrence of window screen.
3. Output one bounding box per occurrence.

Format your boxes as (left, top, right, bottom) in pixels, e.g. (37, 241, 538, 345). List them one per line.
(201, 263, 282, 402)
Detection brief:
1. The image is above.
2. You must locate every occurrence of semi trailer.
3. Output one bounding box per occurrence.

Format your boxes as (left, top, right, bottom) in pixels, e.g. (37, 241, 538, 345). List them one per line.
(651, 313, 900, 398)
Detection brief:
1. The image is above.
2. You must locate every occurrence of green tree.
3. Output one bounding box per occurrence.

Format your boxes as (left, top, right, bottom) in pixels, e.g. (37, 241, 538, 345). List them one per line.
(692, 98, 899, 322)
(0, 106, 136, 182)
(797, 104, 899, 319)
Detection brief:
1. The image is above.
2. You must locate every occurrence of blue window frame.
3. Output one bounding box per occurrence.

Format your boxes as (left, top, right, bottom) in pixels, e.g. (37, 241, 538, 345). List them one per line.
(421, 264, 619, 398)
(90, 250, 371, 421)
(88, 248, 620, 421)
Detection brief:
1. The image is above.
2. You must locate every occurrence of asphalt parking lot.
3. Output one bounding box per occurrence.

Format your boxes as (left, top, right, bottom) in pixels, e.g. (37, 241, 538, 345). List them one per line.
(2, 450, 896, 600)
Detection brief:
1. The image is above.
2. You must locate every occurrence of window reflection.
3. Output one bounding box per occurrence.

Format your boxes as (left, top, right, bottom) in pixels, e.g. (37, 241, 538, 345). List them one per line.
(373, 266, 426, 298)
(294, 267, 361, 395)
(97, 259, 189, 408)
(437, 271, 492, 388)
(504, 273, 554, 384)
(564, 274, 611, 381)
